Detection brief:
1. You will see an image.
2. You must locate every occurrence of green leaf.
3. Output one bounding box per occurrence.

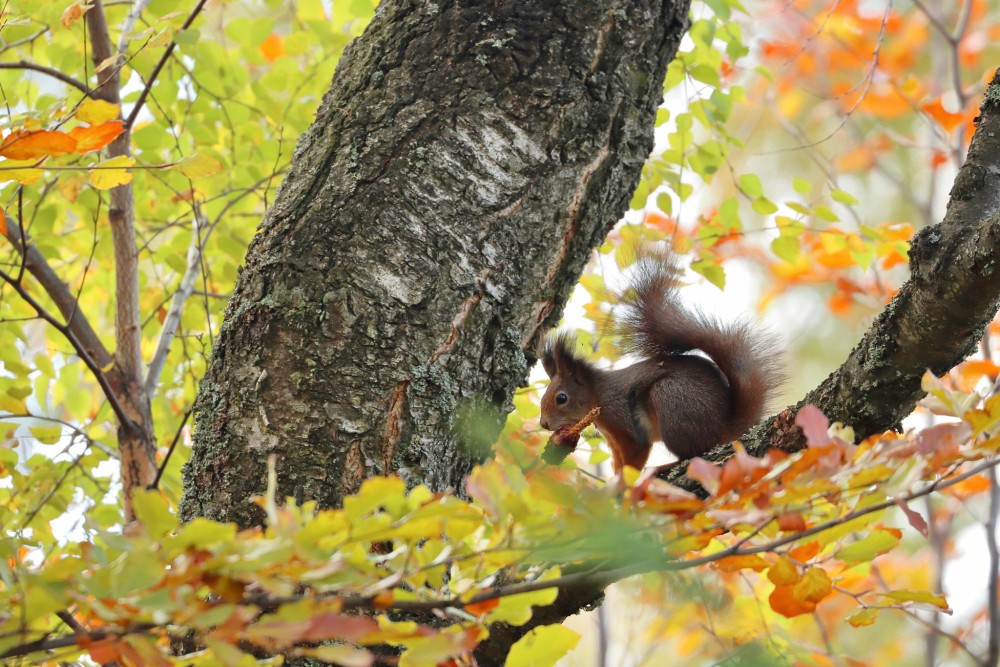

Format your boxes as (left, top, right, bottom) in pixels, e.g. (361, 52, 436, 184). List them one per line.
(656, 192, 673, 216)
(771, 236, 799, 263)
(813, 205, 839, 223)
(792, 178, 812, 195)
(504, 625, 580, 667)
(174, 29, 200, 45)
(691, 259, 726, 289)
(132, 489, 178, 538)
(29, 425, 62, 444)
(751, 197, 778, 215)
(738, 173, 763, 197)
(835, 530, 900, 565)
(831, 188, 858, 205)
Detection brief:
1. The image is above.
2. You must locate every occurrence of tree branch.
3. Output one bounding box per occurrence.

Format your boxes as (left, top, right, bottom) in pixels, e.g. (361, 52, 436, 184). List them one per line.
(144, 212, 204, 398)
(0, 266, 135, 430)
(0, 61, 88, 92)
(86, 0, 158, 520)
(2, 212, 113, 370)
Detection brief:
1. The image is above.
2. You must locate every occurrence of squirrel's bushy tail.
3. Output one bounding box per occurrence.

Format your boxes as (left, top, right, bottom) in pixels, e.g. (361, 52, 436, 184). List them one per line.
(616, 252, 785, 435)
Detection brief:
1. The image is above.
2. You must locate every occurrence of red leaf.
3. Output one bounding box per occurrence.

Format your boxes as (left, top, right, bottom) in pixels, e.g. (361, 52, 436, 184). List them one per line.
(686, 457, 721, 495)
(895, 498, 929, 537)
(777, 512, 807, 532)
(795, 405, 830, 446)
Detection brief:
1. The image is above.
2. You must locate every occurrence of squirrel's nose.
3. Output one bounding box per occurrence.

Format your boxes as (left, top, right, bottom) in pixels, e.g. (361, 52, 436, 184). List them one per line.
(541, 418, 549, 430)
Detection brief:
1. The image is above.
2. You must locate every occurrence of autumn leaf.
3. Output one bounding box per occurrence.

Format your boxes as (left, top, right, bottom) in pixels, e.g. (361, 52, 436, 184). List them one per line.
(922, 98, 964, 133)
(173, 153, 224, 179)
(69, 121, 125, 153)
(846, 608, 880, 627)
(0, 159, 45, 185)
(89, 155, 135, 190)
(0, 129, 76, 160)
(61, 0, 94, 27)
(712, 554, 770, 572)
(505, 625, 580, 667)
(260, 33, 285, 62)
(769, 583, 815, 618)
(76, 99, 120, 124)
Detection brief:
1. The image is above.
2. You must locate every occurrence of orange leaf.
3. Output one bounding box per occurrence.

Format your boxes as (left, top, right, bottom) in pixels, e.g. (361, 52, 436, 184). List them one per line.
(922, 98, 964, 133)
(713, 554, 770, 572)
(769, 583, 816, 618)
(789, 541, 820, 562)
(942, 473, 991, 500)
(464, 597, 500, 615)
(80, 638, 122, 664)
(69, 120, 124, 153)
(260, 33, 285, 63)
(0, 129, 77, 160)
(61, 0, 94, 28)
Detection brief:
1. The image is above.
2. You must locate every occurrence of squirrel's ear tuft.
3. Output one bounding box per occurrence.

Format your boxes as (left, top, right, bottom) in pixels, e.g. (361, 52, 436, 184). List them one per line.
(540, 332, 594, 383)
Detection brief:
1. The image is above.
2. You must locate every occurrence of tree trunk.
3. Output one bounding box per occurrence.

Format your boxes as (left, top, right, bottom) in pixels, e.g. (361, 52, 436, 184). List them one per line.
(180, 0, 691, 525)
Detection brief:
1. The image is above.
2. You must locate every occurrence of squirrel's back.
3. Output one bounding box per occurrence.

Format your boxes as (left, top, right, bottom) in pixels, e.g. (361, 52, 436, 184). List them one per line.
(616, 253, 784, 438)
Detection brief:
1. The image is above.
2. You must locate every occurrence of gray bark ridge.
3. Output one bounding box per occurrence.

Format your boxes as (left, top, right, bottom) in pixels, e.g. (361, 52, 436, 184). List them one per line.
(181, 0, 691, 526)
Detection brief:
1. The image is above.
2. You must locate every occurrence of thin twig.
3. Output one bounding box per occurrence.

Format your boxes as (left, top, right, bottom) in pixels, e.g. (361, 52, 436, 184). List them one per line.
(124, 0, 210, 130)
(149, 407, 191, 490)
(2, 212, 113, 370)
(0, 266, 135, 430)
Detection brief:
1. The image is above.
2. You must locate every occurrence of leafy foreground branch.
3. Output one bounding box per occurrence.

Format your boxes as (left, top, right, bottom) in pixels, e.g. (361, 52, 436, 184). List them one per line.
(2, 382, 998, 666)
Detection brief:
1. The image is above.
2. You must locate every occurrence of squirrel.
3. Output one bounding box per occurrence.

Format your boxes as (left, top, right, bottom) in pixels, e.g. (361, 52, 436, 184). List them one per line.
(539, 251, 783, 473)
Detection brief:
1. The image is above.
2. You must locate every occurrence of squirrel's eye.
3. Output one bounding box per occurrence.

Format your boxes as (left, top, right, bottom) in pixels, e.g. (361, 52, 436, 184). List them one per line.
(555, 392, 568, 405)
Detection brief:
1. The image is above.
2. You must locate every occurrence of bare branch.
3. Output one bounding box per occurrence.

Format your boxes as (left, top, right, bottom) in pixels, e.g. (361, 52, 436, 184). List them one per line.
(117, 0, 154, 55)
(2, 212, 112, 370)
(0, 62, 88, 92)
(144, 212, 204, 398)
(0, 266, 135, 430)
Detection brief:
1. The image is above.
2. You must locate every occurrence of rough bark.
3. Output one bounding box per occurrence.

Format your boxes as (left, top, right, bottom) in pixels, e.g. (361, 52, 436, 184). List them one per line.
(181, 0, 691, 525)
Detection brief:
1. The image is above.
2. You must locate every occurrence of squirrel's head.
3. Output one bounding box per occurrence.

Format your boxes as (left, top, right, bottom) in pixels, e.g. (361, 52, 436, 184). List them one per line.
(539, 333, 598, 432)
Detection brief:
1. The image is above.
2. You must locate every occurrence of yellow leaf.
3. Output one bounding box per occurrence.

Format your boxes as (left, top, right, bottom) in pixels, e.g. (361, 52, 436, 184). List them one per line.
(846, 608, 880, 627)
(76, 99, 120, 124)
(174, 153, 223, 179)
(0, 394, 28, 414)
(89, 155, 135, 190)
(793, 566, 832, 604)
(767, 556, 799, 585)
(0, 159, 45, 185)
(881, 589, 951, 611)
(504, 625, 580, 667)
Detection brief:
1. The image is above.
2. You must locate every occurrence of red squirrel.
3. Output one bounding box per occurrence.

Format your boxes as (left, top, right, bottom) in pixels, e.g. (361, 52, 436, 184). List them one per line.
(539, 252, 783, 473)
